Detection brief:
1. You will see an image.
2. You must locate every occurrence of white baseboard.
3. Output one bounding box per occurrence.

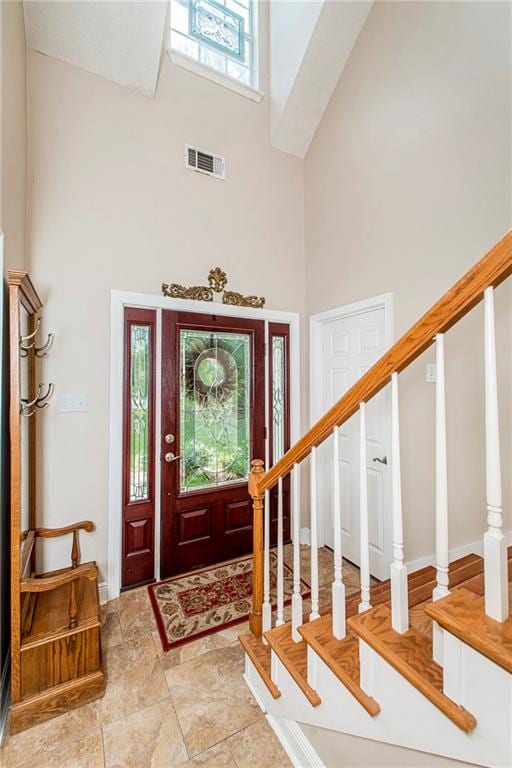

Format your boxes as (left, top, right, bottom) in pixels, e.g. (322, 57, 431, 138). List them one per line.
(406, 529, 512, 575)
(267, 715, 326, 768)
(98, 581, 109, 606)
(0, 652, 10, 746)
(300, 527, 512, 577)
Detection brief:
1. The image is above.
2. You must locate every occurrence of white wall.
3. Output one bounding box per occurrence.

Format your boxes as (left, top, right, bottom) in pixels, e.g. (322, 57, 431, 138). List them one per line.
(26, 0, 512, 583)
(305, 1, 512, 563)
(27, 47, 305, 580)
(1, 0, 27, 270)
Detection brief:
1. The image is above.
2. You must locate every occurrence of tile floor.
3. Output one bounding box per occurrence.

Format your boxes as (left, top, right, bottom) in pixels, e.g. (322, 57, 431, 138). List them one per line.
(1, 546, 361, 768)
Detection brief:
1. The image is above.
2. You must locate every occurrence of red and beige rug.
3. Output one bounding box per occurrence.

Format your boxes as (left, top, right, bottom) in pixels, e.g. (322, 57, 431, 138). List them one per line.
(148, 552, 310, 652)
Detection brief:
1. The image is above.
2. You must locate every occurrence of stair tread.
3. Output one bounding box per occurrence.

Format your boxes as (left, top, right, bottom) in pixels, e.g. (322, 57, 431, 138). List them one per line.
(344, 554, 484, 619)
(424, 587, 512, 674)
(264, 622, 321, 706)
(298, 614, 380, 716)
(238, 632, 280, 699)
(347, 604, 477, 733)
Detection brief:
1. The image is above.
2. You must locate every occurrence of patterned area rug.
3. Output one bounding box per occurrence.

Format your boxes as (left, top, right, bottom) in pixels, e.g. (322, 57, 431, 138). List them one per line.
(148, 553, 310, 652)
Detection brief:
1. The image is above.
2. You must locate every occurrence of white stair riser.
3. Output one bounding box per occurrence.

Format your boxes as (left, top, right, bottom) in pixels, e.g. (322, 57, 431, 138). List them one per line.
(244, 633, 512, 768)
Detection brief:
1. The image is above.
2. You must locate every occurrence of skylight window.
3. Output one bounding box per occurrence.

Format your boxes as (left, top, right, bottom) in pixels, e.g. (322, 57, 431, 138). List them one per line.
(170, 0, 257, 89)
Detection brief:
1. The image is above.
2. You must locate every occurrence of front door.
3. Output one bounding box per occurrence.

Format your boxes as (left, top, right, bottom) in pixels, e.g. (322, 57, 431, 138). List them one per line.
(160, 311, 265, 578)
(318, 306, 391, 580)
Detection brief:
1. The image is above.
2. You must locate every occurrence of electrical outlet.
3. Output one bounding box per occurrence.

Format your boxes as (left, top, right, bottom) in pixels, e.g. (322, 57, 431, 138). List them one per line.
(58, 394, 87, 413)
(426, 363, 436, 383)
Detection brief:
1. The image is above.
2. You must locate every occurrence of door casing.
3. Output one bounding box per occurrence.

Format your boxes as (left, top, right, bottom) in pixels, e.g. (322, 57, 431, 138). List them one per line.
(309, 293, 394, 580)
(108, 290, 300, 602)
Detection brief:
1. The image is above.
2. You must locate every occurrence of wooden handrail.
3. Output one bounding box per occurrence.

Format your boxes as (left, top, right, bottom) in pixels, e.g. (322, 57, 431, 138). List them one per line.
(255, 230, 512, 496)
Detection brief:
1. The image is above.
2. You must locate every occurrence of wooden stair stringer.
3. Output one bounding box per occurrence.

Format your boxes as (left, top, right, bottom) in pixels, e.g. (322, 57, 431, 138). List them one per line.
(348, 604, 477, 733)
(264, 622, 321, 707)
(238, 632, 281, 699)
(424, 587, 512, 674)
(298, 614, 380, 717)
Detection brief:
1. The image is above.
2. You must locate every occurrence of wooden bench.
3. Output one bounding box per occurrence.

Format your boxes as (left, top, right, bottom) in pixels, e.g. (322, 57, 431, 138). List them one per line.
(8, 271, 105, 735)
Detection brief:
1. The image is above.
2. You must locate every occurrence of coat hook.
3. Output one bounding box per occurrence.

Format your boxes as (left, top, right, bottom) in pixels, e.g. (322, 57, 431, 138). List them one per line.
(35, 333, 54, 358)
(35, 383, 55, 408)
(20, 384, 44, 414)
(19, 318, 41, 356)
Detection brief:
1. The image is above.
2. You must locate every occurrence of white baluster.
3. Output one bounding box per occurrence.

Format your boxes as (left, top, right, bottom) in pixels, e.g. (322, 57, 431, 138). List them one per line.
(359, 403, 371, 613)
(291, 464, 303, 642)
(433, 333, 449, 664)
(310, 447, 320, 620)
(276, 477, 285, 626)
(332, 425, 346, 639)
(390, 373, 409, 634)
(483, 287, 508, 621)
(262, 490, 271, 638)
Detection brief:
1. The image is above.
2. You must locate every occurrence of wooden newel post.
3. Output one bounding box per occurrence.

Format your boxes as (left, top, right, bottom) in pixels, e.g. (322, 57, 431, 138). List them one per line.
(249, 459, 265, 638)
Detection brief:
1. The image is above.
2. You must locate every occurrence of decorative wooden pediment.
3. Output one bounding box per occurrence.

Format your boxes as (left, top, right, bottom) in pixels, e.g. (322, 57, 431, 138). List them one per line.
(162, 268, 265, 309)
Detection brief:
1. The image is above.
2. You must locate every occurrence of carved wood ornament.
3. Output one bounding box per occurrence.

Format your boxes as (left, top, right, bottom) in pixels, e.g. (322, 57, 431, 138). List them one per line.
(162, 267, 265, 308)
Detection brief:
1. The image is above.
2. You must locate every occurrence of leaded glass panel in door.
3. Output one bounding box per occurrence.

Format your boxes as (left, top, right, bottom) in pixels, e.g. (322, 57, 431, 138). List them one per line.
(180, 329, 251, 492)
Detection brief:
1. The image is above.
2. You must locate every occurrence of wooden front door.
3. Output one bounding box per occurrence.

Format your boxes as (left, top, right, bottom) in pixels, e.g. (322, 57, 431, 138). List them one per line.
(160, 311, 265, 578)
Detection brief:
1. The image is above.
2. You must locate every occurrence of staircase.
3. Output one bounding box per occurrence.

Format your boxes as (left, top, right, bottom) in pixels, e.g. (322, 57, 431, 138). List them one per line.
(239, 232, 512, 768)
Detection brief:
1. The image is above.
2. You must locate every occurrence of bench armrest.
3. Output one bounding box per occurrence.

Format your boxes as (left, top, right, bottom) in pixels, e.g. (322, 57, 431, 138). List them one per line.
(20, 562, 98, 593)
(34, 521, 95, 538)
(34, 521, 95, 569)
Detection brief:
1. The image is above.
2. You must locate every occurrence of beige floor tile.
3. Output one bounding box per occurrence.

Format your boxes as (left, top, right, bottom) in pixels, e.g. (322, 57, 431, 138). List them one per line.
(103, 699, 187, 768)
(165, 645, 261, 757)
(93, 634, 169, 726)
(152, 631, 218, 670)
(0, 703, 101, 768)
(118, 586, 156, 642)
(102, 597, 120, 615)
(101, 611, 124, 650)
(210, 620, 250, 648)
(228, 719, 293, 768)
(14, 730, 104, 768)
(177, 742, 236, 768)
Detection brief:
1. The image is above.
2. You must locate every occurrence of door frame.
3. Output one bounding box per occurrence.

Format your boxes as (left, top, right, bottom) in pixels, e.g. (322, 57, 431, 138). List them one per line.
(309, 293, 394, 565)
(108, 289, 300, 601)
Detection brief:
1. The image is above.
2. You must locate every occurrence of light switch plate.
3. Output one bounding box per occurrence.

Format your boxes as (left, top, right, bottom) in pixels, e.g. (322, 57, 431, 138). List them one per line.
(426, 363, 436, 383)
(58, 394, 87, 413)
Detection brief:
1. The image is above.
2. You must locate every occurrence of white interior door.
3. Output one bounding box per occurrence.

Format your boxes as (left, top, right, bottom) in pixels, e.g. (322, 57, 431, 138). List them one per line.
(317, 305, 391, 580)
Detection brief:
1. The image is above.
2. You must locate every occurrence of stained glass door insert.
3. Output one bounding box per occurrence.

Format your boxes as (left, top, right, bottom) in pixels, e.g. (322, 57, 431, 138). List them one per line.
(161, 311, 265, 578)
(180, 329, 251, 492)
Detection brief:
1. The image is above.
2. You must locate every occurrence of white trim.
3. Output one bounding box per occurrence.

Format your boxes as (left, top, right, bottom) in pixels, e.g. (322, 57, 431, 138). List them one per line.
(0, 652, 10, 746)
(108, 290, 300, 601)
(300, 527, 311, 546)
(167, 50, 264, 103)
(267, 715, 326, 768)
(98, 581, 109, 606)
(309, 293, 394, 570)
(243, 668, 267, 714)
(406, 529, 512, 575)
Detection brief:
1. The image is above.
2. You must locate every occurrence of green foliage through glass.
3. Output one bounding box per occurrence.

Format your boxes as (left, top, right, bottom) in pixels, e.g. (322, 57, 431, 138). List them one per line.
(130, 325, 150, 501)
(272, 336, 285, 463)
(180, 329, 251, 492)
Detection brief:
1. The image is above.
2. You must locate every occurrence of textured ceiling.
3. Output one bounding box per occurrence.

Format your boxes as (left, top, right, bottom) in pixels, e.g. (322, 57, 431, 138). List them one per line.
(24, 1, 168, 97)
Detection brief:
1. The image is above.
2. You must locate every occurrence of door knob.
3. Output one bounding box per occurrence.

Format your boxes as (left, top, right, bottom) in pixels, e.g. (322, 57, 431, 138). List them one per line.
(164, 452, 181, 463)
(373, 456, 387, 465)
